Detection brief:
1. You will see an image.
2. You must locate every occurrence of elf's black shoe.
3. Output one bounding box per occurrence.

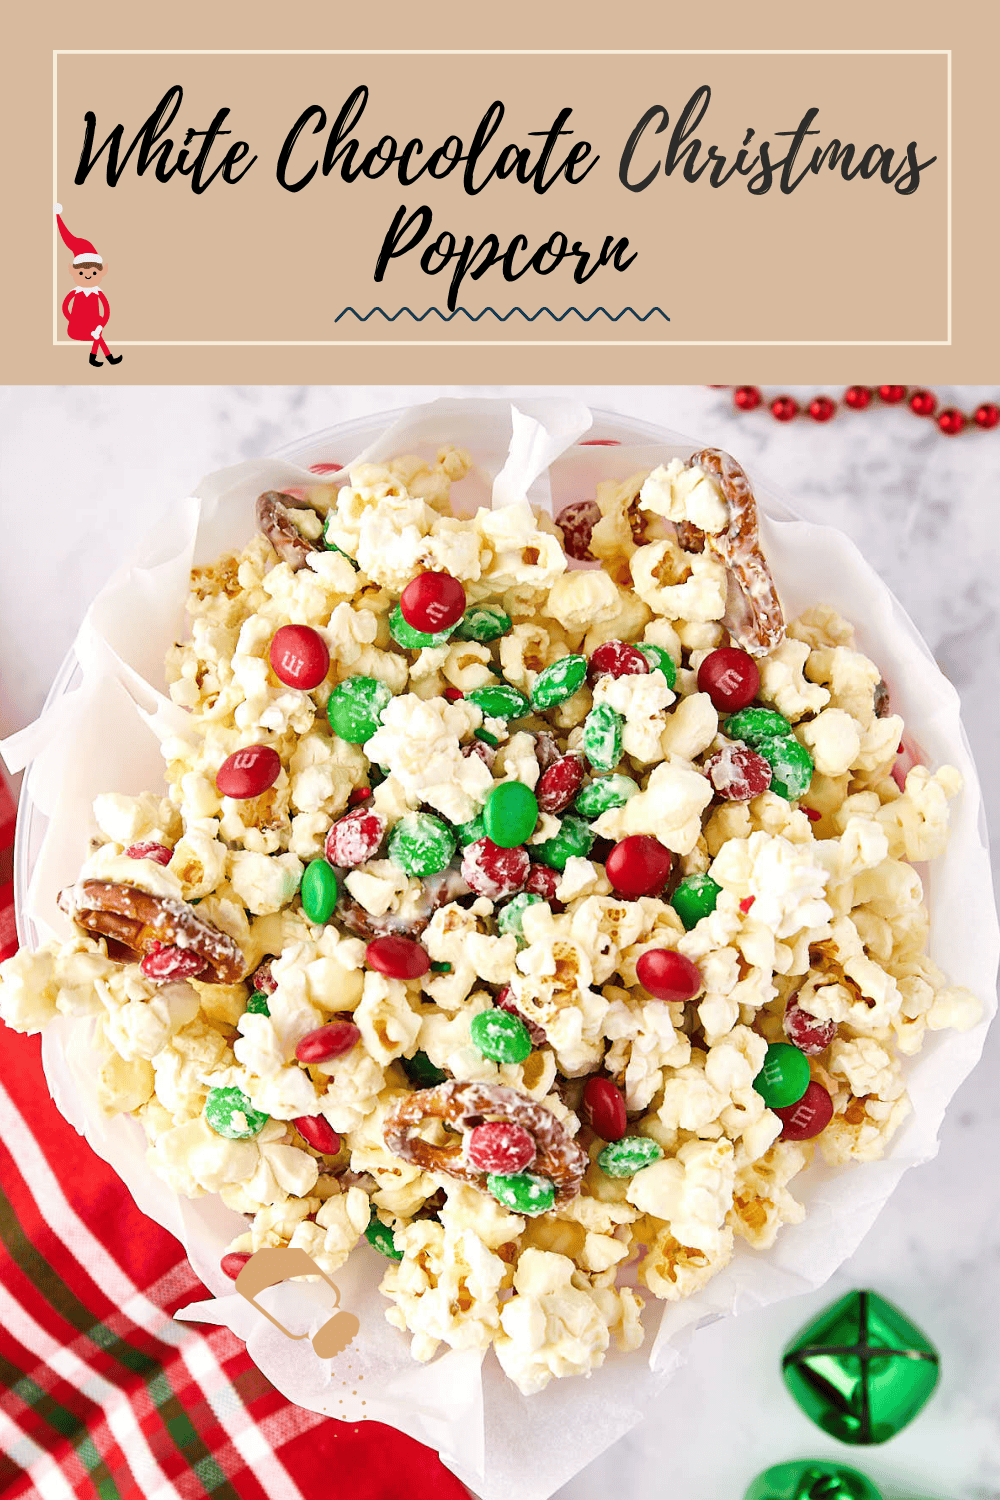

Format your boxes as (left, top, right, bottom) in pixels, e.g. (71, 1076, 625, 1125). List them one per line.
(106, 353, 123, 365)
(89, 352, 103, 367)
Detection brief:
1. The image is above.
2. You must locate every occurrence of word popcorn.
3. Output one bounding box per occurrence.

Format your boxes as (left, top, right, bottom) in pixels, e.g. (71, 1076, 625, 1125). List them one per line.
(0, 441, 979, 1394)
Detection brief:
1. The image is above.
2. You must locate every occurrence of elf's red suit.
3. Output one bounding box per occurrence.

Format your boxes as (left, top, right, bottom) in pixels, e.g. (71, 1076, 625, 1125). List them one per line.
(62, 287, 111, 358)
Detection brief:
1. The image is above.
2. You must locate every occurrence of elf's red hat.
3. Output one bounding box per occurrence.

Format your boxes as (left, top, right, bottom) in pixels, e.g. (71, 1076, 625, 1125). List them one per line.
(54, 203, 102, 266)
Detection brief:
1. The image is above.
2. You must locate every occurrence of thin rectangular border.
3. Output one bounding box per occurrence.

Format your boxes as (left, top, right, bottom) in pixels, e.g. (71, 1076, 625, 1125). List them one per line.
(53, 49, 952, 348)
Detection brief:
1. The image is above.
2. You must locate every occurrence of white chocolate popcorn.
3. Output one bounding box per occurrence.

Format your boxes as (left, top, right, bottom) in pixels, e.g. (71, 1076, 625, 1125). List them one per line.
(759, 637, 831, 720)
(593, 759, 714, 854)
(639, 459, 729, 533)
(382, 1219, 509, 1362)
(631, 539, 728, 621)
(493, 1249, 614, 1393)
(626, 1137, 735, 1258)
(798, 709, 862, 777)
(0, 440, 980, 1399)
(545, 569, 621, 634)
(363, 694, 492, 824)
(592, 670, 676, 763)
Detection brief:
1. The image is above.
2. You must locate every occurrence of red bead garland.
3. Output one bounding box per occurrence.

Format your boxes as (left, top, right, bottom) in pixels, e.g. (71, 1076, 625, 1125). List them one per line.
(714, 386, 997, 435)
(807, 395, 836, 423)
(937, 408, 965, 436)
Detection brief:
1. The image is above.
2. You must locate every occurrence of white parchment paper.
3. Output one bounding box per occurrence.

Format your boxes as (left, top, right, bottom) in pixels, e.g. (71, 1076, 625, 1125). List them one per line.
(3, 398, 997, 1500)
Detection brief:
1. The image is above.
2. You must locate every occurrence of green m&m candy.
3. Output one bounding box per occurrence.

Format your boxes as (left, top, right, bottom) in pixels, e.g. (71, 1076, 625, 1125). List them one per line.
(487, 1170, 555, 1216)
(635, 642, 677, 688)
(582, 704, 623, 771)
(365, 1216, 404, 1260)
(497, 892, 543, 941)
(326, 675, 392, 743)
(470, 1007, 532, 1064)
(757, 735, 814, 800)
(401, 1050, 448, 1087)
(454, 812, 486, 846)
(754, 1042, 811, 1108)
(388, 812, 456, 876)
(389, 604, 456, 650)
(453, 605, 512, 642)
(483, 781, 538, 848)
(245, 990, 271, 1016)
(321, 515, 360, 567)
(300, 857, 339, 924)
(598, 1136, 665, 1177)
(531, 655, 588, 710)
(466, 683, 530, 720)
(205, 1085, 270, 1140)
(530, 814, 594, 871)
(670, 873, 722, 930)
(573, 774, 638, 819)
(724, 706, 793, 745)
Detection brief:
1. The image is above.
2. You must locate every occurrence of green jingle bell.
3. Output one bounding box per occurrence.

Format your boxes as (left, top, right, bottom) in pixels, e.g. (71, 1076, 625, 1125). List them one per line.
(743, 1459, 883, 1500)
(782, 1290, 940, 1445)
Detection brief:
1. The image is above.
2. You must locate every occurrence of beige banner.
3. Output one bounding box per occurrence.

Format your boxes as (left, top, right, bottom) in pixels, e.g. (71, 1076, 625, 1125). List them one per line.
(3, 0, 997, 381)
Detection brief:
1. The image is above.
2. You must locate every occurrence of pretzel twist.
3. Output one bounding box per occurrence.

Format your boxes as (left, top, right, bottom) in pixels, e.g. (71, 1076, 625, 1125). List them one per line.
(685, 448, 785, 656)
(335, 864, 470, 941)
(63, 880, 246, 984)
(255, 491, 321, 572)
(384, 1080, 588, 1207)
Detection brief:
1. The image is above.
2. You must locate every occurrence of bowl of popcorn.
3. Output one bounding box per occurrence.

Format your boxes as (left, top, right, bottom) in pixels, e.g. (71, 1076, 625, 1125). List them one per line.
(2, 398, 995, 1500)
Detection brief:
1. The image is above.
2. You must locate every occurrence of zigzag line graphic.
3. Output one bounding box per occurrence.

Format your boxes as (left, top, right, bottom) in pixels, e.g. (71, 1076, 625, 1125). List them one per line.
(333, 306, 670, 324)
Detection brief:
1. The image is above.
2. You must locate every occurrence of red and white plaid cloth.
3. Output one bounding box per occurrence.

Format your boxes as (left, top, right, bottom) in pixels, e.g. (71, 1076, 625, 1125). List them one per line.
(0, 768, 470, 1500)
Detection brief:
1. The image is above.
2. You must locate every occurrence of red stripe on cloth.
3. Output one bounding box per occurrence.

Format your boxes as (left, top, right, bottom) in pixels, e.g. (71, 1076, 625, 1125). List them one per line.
(0, 880, 16, 963)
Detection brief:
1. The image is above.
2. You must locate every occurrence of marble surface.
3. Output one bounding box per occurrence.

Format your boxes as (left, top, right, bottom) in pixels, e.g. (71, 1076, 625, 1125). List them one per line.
(1, 385, 998, 1500)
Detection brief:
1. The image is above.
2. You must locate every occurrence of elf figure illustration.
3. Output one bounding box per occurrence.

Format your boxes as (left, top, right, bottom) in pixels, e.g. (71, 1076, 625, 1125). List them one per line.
(54, 204, 123, 368)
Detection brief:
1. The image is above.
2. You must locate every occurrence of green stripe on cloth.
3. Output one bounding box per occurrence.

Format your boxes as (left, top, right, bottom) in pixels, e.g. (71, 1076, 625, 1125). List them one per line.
(0, 1192, 157, 1377)
(0, 1347, 123, 1498)
(0, 1190, 245, 1500)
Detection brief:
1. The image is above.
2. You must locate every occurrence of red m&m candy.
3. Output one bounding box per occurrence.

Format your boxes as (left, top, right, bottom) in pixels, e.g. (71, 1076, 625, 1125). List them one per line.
(268, 624, 330, 690)
(705, 744, 773, 801)
(605, 835, 672, 899)
(588, 640, 649, 682)
(366, 935, 431, 979)
(537, 755, 586, 814)
(635, 948, 702, 1003)
(295, 1020, 361, 1063)
(697, 647, 760, 712)
(773, 1080, 834, 1140)
(140, 944, 207, 982)
(125, 841, 173, 866)
(525, 864, 560, 902)
(399, 571, 466, 633)
(220, 1252, 252, 1280)
(293, 1115, 342, 1154)
(783, 1001, 837, 1055)
(251, 959, 277, 994)
(216, 745, 281, 799)
(461, 838, 530, 899)
(581, 1077, 627, 1141)
(325, 807, 386, 867)
(467, 1120, 537, 1174)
